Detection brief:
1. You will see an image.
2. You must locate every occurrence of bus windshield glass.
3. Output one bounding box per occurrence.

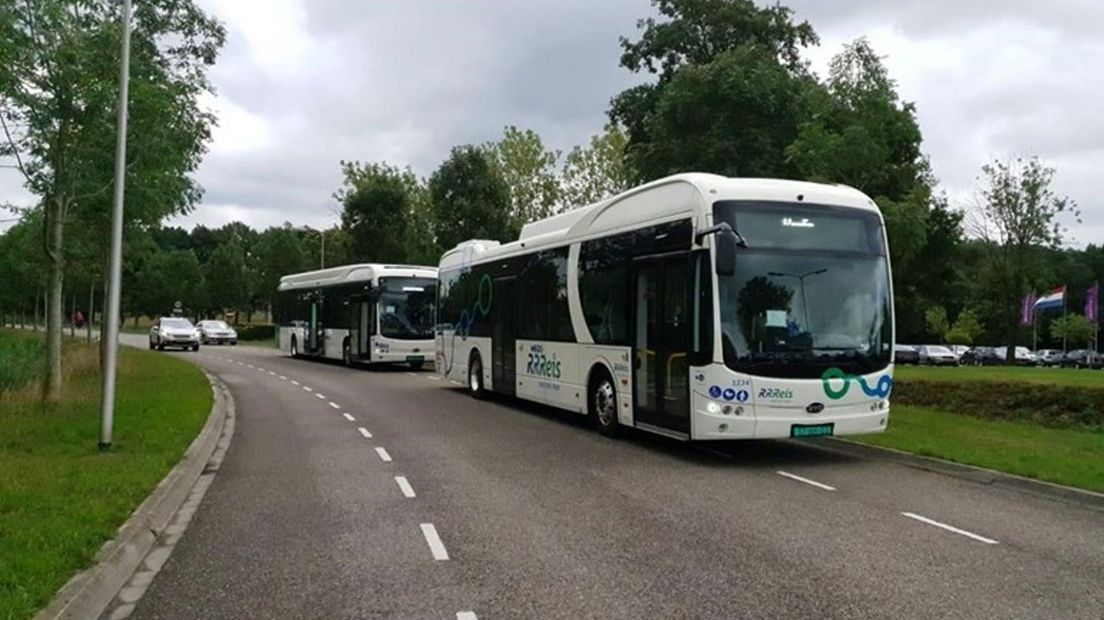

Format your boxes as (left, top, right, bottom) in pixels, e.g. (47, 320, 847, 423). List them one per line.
(713, 201, 893, 378)
(378, 277, 437, 340)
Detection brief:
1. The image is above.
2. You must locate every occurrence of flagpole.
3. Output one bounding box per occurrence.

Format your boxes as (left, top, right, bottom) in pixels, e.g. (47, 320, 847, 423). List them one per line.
(1062, 291, 1067, 353)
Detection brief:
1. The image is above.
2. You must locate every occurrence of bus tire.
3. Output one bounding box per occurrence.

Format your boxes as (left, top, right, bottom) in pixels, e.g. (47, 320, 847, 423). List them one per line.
(468, 351, 486, 399)
(290, 335, 299, 358)
(589, 366, 621, 437)
(342, 338, 352, 366)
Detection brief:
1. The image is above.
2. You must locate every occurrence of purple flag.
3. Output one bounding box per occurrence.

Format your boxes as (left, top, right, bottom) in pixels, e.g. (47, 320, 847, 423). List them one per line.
(1086, 282, 1100, 325)
(1020, 292, 1037, 326)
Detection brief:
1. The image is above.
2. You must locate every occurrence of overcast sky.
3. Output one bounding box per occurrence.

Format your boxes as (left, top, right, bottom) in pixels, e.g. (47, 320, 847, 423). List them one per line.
(2, 0, 1100, 244)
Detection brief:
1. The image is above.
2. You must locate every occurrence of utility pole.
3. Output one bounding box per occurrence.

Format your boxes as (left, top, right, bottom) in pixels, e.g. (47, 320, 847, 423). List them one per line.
(99, 0, 132, 451)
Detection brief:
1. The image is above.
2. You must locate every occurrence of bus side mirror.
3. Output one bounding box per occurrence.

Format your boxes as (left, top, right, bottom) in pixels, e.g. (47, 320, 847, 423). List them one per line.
(715, 232, 737, 277)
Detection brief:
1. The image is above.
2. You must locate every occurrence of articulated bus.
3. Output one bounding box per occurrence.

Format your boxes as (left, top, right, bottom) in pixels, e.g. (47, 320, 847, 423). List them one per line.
(275, 264, 437, 368)
(436, 173, 894, 440)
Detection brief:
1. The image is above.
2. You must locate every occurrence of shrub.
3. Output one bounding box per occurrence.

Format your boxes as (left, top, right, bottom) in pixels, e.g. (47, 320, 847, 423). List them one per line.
(234, 324, 275, 341)
(0, 331, 45, 392)
(894, 380, 1104, 430)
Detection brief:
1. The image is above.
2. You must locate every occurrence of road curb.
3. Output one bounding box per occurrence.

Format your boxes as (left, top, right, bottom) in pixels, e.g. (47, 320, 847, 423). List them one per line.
(33, 371, 234, 620)
(813, 437, 1104, 512)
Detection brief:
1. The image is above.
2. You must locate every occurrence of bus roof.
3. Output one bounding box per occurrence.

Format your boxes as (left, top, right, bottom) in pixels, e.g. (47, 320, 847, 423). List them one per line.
(439, 173, 879, 270)
(277, 263, 437, 292)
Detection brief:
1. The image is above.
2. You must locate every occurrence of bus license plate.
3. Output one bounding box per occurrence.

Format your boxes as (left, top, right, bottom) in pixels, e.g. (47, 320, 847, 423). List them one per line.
(406, 355, 424, 363)
(791, 423, 834, 438)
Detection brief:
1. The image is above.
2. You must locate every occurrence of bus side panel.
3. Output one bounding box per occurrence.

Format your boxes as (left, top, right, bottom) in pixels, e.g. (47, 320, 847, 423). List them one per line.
(515, 340, 584, 413)
(322, 328, 349, 361)
(579, 344, 634, 425)
(438, 333, 491, 389)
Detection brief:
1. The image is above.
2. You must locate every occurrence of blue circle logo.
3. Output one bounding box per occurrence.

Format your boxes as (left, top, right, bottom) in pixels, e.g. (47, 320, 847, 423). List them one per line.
(735, 389, 749, 403)
(708, 385, 722, 399)
(722, 388, 736, 401)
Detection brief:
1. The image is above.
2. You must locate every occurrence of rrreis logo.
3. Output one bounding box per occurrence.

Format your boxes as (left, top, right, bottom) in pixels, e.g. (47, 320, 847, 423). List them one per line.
(782, 217, 815, 228)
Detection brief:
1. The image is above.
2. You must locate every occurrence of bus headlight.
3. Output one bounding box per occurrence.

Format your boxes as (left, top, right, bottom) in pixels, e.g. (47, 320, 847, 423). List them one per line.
(706, 402, 721, 414)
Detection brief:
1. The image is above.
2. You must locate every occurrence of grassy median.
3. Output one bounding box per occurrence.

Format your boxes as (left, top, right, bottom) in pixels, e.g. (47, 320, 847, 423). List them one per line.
(894, 364, 1103, 387)
(853, 405, 1104, 493)
(0, 330, 212, 619)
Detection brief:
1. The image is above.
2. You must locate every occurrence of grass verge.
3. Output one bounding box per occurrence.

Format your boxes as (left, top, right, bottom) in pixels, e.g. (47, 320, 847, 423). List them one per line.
(853, 405, 1104, 493)
(0, 330, 212, 619)
(894, 364, 1104, 387)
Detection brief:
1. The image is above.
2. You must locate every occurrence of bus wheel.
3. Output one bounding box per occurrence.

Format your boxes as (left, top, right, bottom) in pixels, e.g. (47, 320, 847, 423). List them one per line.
(589, 367, 621, 437)
(409, 360, 425, 371)
(468, 351, 486, 399)
(290, 336, 298, 358)
(342, 339, 352, 366)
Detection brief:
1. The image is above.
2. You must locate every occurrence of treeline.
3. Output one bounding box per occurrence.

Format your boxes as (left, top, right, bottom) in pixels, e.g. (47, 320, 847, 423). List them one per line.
(2, 0, 1102, 403)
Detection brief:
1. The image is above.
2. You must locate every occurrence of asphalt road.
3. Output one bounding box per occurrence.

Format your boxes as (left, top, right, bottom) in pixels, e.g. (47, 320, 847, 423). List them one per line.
(120, 338, 1104, 619)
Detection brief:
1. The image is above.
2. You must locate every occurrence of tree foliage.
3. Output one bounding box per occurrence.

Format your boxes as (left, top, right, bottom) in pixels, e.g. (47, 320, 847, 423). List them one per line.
(1050, 314, 1095, 348)
(560, 124, 634, 208)
(924, 306, 949, 343)
(336, 161, 421, 264)
(428, 145, 514, 253)
(486, 126, 561, 225)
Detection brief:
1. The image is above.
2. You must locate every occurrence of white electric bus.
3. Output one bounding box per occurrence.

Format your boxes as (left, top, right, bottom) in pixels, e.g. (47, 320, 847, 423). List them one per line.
(436, 173, 894, 440)
(276, 264, 437, 368)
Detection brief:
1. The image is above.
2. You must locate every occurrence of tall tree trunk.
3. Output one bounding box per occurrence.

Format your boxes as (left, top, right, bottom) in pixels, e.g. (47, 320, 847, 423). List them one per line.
(69, 292, 76, 338)
(87, 279, 95, 345)
(43, 197, 66, 403)
(34, 286, 40, 329)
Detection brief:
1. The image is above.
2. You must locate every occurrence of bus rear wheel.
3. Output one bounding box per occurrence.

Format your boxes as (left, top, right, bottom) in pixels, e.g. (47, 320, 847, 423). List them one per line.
(289, 336, 298, 358)
(468, 352, 486, 399)
(342, 339, 352, 366)
(589, 367, 621, 437)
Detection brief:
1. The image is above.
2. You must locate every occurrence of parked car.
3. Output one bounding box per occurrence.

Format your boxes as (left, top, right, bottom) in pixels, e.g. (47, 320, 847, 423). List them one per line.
(894, 344, 920, 365)
(1059, 349, 1102, 369)
(918, 344, 959, 366)
(1034, 349, 1064, 366)
(149, 317, 200, 351)
(960, 346, 1002, 366)
(994, 346, 1037, 366)
(949, 345, 970, 360)
(197, 320, 238, 345)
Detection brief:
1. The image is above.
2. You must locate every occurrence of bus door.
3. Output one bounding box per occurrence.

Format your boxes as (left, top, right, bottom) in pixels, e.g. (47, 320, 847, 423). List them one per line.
(492, 276, 517, 396)
(632, 253, 691, 434)
(356, 297, 372, 360)
(307, 295, 323, 354)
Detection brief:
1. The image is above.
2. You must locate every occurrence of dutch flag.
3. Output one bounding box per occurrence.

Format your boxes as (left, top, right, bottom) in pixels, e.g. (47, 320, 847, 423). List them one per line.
(1033, 286, 1066, 311)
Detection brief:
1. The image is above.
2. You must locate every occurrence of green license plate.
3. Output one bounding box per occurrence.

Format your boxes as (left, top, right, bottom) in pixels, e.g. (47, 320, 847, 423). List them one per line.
(791, 423, 834, 438)
(405, 355, 425, 363)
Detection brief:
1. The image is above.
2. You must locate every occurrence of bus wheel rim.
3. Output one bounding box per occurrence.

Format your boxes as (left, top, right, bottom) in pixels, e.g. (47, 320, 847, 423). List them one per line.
(595, 381, 615, 426)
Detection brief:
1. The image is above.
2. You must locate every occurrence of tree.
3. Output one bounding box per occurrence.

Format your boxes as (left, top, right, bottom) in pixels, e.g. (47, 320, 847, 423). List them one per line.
(428, 146, 514, 253)
(1050, 314, 1095, 349)
(561, 124, 635, 208)
(969, 157, 1080, 360)
(924, 306, 949, 343)
(336, 161, 420, 264)
(255, 226, 306, 310)
(0, 0, 224, 401)
(609, 0, 817, 182)
(945, 309, 983, 345)
(486, 126, 561, 225)
(135, 250, 204, 318)
(204, 240, 248, 318)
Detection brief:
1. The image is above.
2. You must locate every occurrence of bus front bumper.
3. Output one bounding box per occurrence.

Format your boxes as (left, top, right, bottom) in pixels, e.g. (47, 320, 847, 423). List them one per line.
(691, 406, 889, 441)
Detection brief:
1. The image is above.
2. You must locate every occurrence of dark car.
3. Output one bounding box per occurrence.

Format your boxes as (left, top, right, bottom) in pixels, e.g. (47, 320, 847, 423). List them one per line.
(894, 344, 920, 365)
(960, 346, 1002, 366)
(1060, 349, 1102, 369)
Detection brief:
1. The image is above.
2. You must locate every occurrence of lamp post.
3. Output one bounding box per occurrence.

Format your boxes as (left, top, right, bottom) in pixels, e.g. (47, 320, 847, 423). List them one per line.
(99, 0, 132, 450)
(768, 269, 828, 331)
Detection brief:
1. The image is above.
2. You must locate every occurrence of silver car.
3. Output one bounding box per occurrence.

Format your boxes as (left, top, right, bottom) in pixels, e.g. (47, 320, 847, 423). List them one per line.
(149, 317, 200, 351)
(197, 320, 238, 345)
(918, 344, 959, 366)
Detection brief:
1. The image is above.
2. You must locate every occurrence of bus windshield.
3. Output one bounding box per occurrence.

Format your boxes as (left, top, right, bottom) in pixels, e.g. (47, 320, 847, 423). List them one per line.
(713, 201, 893, 378)
(378, 277, 437, 340)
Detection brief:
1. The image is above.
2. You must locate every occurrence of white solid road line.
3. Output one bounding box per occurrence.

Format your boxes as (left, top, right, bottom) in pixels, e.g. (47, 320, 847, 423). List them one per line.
(394, 476, 416, 498)
(456, 613, 478, 620)
(329, 402, 340, 409)
(358, 427, 372, 439)
(343, 413, 356, 422)
(776, 471, 837, 491)
(420, 523, 449, 560)
(901, 512, 999, 545)
(375, 447, 392, 462)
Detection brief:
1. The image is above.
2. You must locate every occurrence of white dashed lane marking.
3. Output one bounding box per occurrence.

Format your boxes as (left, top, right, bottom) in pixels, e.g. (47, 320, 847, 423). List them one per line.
(375, 447, 392, 462)
(901, 512, 999, 545)
(302, 386, 312, 392)
(315, 393, 326, 400)
(776, 471, 836, 491)
(419, 523, 449, 561)
(268, 371, 276, 376)
(358, 427, 372, 439)
(394, 476, 416, 498)
(457, 613, 478, 620)
(343, 413, 356, 422)
(291, 380, 300, 386)
(329, 402, 340, 409)
(279, 375, 287, 380)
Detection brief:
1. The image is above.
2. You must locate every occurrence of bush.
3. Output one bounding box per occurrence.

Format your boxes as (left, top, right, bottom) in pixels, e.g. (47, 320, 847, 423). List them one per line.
(894, 380, 1104, 430)
(234, 324, 275, 341)
(0, 331, 45, 392)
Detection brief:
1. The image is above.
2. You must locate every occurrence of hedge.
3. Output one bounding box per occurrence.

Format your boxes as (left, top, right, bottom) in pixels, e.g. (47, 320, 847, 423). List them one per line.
(233, 324, 275, 341)
(893, 380, 1104, 430)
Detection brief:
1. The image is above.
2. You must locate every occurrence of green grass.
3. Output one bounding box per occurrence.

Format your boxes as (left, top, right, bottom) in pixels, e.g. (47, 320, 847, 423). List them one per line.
(0, 330, 212, 619)
(0, 333, 45, 391)
(854, 405, 1104, 493)
(894, 364, 1104, 388)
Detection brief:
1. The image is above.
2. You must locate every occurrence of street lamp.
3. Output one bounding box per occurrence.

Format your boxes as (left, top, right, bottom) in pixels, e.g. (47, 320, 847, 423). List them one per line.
(297, 227, 327, 269)
(768, 268, 828, 332)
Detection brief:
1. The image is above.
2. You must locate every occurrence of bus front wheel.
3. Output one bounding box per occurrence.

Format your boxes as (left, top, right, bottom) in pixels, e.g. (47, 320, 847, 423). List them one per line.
(468, 352, 486, 399)
(342, 339, 352, 366)
(290, 336, 298, 358)
(589, 367, 621, 438)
